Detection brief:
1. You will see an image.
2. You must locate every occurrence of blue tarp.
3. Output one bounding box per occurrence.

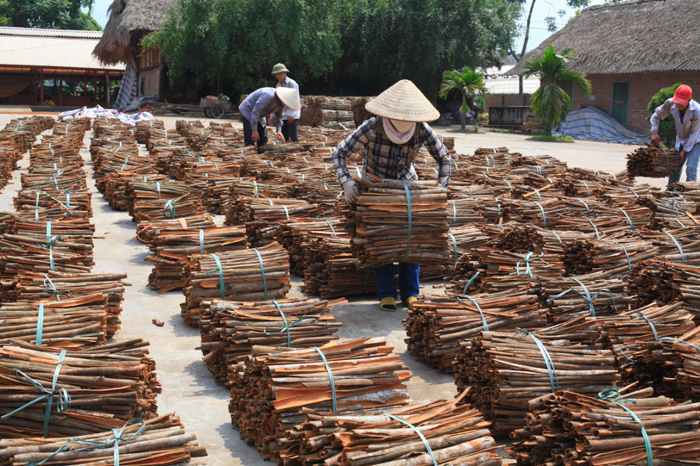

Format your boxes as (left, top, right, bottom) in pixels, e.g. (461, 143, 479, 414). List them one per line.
(556, 106, 650, 145)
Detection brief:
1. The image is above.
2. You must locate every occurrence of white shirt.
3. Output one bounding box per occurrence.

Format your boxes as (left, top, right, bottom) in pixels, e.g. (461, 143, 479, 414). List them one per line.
(651, 98, 700, 152)
(276, 76, 301, 120)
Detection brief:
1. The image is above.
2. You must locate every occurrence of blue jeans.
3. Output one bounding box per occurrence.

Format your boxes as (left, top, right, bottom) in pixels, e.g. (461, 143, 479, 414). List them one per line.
(374, 262, 419, 301)
(668, 143, 700, 185)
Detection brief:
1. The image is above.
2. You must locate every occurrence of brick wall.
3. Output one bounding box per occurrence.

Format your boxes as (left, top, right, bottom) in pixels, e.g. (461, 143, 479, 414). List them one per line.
(486, 93, 532, 108)
(571, 71, 700, 134)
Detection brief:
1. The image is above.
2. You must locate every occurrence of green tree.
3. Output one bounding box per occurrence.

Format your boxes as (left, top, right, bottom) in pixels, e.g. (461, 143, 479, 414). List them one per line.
(523, 45, 591, 135)
(647, 83, 682, 148)
(342, 0, 521, 100)
(0, 0, 101, 30)
(146, 0, 353, 93)
(439, 66, 487, 131)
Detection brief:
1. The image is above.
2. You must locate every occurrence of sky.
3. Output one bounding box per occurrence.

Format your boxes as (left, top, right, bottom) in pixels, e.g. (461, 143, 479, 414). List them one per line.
(88, 0, 609, 53)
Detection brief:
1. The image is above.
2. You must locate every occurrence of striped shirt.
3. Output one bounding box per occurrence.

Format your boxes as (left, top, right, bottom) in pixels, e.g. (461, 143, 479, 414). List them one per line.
(651, 98, 700, 152)
(332, 116, 451, 187)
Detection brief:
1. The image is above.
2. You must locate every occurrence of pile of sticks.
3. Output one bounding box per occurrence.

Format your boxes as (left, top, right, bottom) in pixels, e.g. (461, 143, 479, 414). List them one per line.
(181, 242, 290, 326)
(12, 271, 127, 338)
(302, 234, 377, 298)
(228, 338, 411, 461)
(0, 412, 207, 464)
(348, 179, 449, 267)
(453, 330, 620, 437)
(404, 292, 547, 372)
(283, 394, 502, 466)
(541, 272, 636, 321)
(274, 219, 343, 276)
(0, 340, 161, 437)
(147, 225, 247, 292)
(198, 297, 344, 386)
(627, 144, 681, 177)
(509, 387, 700, 466)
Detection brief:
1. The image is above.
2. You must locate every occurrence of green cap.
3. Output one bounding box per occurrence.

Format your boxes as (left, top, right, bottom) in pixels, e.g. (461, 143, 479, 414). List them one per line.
(271, 63, 289, 74)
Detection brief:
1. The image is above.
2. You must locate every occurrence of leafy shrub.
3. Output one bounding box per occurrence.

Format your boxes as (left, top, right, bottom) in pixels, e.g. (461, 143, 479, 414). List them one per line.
(647, 83, 682, 147)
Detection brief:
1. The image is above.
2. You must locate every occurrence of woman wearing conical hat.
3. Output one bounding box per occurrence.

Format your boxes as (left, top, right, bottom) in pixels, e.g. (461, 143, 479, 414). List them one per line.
(332, 79, 452, 312)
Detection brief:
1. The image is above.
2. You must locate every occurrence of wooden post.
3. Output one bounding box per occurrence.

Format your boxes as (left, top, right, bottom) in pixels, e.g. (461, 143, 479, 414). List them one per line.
(39, 68, 44, 104)
(58, 75, 63, 106)
(93, 71, 98, 106)
(105, 72, 110, 107)
(83, 71, 88, 106)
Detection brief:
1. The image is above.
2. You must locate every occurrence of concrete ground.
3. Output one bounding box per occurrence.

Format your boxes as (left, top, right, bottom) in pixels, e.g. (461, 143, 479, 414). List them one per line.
(0, 113, 665, 465)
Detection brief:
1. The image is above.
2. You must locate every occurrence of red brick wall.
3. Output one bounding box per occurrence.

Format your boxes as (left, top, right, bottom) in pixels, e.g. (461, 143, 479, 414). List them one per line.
(571, 71, 700, 134)
(486, 93, 532, 108)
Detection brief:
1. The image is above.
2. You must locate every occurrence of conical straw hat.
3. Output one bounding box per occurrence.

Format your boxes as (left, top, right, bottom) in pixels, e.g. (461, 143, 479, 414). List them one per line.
(365, 79, 440, 122)
(275, 87, 301, 111)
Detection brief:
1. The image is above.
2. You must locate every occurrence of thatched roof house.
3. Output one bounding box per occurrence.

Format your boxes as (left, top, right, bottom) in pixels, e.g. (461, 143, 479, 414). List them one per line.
(509, 0, 700, 133)
(93, 0, 175, 65)
(93, 0, 176, 106)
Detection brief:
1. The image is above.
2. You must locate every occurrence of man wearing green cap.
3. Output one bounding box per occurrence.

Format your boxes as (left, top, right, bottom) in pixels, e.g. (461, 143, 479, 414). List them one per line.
(272, 63, 301, 142)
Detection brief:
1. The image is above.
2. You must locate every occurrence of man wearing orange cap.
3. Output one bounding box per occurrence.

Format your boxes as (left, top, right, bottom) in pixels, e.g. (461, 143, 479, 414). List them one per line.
(651, 84, 700, 186)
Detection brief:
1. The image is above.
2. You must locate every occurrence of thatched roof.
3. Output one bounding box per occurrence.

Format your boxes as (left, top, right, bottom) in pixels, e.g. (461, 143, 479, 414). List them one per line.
(509, 0, 700, 76)
(92, 0, 176, 65)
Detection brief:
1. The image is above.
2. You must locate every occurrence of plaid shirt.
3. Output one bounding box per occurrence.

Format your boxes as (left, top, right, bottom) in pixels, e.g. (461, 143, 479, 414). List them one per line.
(332, 116, 451, 187)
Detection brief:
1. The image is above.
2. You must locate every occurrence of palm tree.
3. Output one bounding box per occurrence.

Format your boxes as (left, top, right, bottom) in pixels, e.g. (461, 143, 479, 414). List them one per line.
(439, 66, 487, 131)
(524, 45, 592, 135)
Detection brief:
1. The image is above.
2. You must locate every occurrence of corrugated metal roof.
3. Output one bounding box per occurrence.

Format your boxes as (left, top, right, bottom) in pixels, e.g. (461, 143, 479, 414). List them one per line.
(0, 27, 104, 39)
(485, 76, 540, 95)
(0, 32, 125, 71)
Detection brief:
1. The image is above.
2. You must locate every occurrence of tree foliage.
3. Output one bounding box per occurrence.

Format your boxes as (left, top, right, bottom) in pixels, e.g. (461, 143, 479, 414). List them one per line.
(341, 0, 521, 99)
(146, 0, 521, 99)
(146, 0, 352, 92)
(439, 66, 487, 130)
(524, 45, 591, 134)
(647, 83, 682, 148)
(0, 0, 101, 30)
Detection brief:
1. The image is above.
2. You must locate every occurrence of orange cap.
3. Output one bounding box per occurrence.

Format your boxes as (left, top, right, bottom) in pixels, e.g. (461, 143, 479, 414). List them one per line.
(673, 85, 693, 105)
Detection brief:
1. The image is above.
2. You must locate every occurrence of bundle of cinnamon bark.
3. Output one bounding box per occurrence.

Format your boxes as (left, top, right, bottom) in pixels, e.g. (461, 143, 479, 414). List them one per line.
(14, 190, 93, 219)
(274, 219, 343, 276)
(12, 271, 127, 337)
(229, 338, 411, 461)
(0, 412, 207, 464)
(453, 330, 621, 437)
(562, 237, 658, 277)
(283, 394, 502, 466)
(99, 173, 169, 211)
(451, 247, 565, 295)
(130, 194, 204, 223)
(347, 179, 449, 267)
(404, 291, 546, 372)
(301, 234, 378, 298)
(627, 144, 681, 177)
(602, 302, 696, 390)
(136, 214, 216, 244)
(225, 198, 322, 247)
(0, 340, 160, 438)
(509, 387, 700, 466)
(181, 242, 290, 326)
(629, 260, 700, 317)
(147, 225, 247, 292)
(198, 297, 344, 386)
(0, 296, 108, 347)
